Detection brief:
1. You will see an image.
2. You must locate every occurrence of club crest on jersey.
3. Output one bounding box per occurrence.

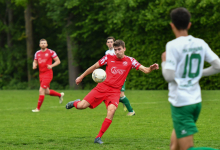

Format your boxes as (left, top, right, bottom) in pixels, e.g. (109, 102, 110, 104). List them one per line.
(45, 53, 49, 57)
(38, 54, 40, 56)
(123, 61, 128, 66)
(111, 67, 126, 75)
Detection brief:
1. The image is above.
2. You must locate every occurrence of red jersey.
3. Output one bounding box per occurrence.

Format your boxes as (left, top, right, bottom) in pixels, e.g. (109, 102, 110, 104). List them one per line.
(34, 48, 57, 74)
(95, 54, 141, 92)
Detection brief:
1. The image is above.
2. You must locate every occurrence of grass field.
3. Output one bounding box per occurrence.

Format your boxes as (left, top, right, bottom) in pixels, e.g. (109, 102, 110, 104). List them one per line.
(0, 90, 219, 150)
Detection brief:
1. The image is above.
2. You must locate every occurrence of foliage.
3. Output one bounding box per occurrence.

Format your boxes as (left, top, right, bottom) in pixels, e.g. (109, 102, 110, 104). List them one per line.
(1, 0, 220, 89)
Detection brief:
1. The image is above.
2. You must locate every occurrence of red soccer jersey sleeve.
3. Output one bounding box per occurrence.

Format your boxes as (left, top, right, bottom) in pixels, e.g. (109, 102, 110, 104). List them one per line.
(97, 54, 141, 92)
(34, 48, 57, 73)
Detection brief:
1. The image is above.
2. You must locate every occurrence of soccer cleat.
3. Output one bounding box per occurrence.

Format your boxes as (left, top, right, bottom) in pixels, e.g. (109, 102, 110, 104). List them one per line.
(32, 108, 40, 112)
(66, 99, 80, 109)
(123, 104, 127, 111)
(94, 137, 104, 144)
(59, 92, 64, 104)
(127, 110, 135, 116)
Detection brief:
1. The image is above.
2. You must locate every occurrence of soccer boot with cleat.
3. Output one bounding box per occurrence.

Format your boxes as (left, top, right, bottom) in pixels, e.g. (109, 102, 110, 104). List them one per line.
(59, 92, 64, 104)
(127, 110, 135, 116)
(123, 104, 127, 111)
(32, 108, 40, 112)
(94, 137, 103, 144)
(66, 99, 80, 109)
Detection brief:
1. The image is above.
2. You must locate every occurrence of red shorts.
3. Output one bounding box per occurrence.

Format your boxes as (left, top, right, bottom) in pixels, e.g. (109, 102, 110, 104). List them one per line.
(39, 72, 53, 89)
(83, 89, 120, 109)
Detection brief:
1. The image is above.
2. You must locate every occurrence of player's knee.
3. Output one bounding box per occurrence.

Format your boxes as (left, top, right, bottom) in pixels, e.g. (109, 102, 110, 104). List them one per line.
(39, 88, 45, 95)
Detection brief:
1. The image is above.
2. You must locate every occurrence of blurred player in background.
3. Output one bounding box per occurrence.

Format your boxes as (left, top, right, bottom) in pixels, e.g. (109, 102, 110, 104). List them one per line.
(161, 7, 220, 150)
(66, 40, 159, 144)
(32, 39, 64, 112)
(105, 36, 135, 116)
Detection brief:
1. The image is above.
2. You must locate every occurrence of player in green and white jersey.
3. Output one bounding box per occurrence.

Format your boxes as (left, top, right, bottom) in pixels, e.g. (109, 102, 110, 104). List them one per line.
(105, 36, 135, 116)
(161, 7, 220, 150)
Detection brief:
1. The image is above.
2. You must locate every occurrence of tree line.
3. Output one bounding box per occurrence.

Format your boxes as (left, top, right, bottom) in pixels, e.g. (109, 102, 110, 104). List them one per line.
(0, 0, 220, 90)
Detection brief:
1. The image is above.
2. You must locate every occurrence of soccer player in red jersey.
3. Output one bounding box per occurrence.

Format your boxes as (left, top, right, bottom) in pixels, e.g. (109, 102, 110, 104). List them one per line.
(32, 39, 64, 112)
(105, 36, 135, 116)
(66, 40, 159, 144)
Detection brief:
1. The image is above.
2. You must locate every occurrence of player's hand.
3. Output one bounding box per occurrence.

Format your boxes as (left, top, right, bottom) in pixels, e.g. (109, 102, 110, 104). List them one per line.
(47, 64, 53, 69)
(161, 52, 166, 62)
(33, 65, 37, 69)
(150, 63, 159, 71)
(75, 76, 83, 85)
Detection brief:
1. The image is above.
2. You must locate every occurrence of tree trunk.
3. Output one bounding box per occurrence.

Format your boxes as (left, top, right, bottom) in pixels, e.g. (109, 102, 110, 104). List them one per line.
(6, 0, 13, 48)
(66, 33, 80, 89)
(24, 2, 34, 83)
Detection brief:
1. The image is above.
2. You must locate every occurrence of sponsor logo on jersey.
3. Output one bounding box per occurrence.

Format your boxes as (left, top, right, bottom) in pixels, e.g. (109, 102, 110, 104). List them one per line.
(38, 58, 47, 63)
(111, 61, 115, 63)
(111, 67, 126, 75)
(123, 61, 128, 66)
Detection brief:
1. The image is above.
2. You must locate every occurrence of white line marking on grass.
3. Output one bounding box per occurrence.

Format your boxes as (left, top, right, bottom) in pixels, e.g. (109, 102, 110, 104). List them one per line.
(0, 106, 65, 111)
(128, 101, 167, 105)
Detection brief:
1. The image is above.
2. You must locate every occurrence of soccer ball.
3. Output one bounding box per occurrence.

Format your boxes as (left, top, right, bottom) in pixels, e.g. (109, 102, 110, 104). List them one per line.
(92, 68, 107, 83)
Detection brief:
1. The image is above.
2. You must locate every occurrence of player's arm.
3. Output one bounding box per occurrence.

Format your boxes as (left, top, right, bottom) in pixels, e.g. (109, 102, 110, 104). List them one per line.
(33, 60, 38, 69)
(161, 52, 175, 82)
(202, 59, 220, 76)
(47, 57, 61, 69)
(76, 62, 100, 85)
(138, 63, 159, 74)
(161, 62, 175, 82)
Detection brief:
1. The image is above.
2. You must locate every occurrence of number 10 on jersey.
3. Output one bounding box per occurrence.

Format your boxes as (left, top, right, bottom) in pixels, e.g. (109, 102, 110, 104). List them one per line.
(182, 53, 201, 78)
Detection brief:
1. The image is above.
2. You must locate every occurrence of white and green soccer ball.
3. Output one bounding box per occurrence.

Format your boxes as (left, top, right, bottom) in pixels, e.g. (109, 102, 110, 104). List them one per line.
(92, 68, 107, 83)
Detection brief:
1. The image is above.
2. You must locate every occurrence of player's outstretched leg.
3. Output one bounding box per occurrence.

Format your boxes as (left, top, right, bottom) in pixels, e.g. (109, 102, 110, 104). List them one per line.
(94, 137, 104, 144)
(66, 99, 80, 109)
(49, 89, 64, 104)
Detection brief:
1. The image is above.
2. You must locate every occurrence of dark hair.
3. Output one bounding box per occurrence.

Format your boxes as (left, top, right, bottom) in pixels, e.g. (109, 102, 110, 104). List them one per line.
(39, 38, 47, 43)
(113, 40, 125, 48)
(170, 7, 191, 30)
(106, 36, 115, 42)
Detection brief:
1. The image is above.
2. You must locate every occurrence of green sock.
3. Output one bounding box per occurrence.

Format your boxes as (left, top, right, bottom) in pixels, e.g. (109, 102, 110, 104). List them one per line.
(188, 147, 219, 150)
(119, 96, 133, 112)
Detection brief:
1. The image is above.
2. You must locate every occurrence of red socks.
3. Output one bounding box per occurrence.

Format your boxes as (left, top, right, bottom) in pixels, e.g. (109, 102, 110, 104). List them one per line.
(96, 118, 112, 138)
(73, 101, 80, 109)
(37, 95, 45, 110)
(49, 90, 61, 97)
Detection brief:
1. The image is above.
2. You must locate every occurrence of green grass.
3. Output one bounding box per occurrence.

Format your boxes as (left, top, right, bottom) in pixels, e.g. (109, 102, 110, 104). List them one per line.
(0, 90, 219, 150)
